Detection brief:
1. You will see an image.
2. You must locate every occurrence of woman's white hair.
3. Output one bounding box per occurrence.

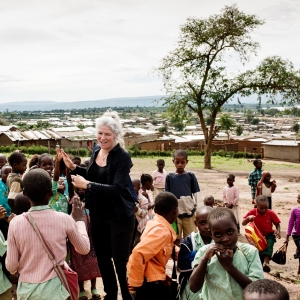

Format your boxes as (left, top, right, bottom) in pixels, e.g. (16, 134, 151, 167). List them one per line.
(95, 110, 124, 148)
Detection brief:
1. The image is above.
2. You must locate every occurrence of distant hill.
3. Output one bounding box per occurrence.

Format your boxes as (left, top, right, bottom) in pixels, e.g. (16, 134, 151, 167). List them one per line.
(0, 95, 164, 111)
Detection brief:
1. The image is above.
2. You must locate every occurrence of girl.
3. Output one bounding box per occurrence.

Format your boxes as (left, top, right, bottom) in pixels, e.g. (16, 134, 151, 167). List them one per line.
(256, 171, 276, 209)
(190, 207, 264, 300)
(140, 174, 154, 219)
(285, 193, 300, 275)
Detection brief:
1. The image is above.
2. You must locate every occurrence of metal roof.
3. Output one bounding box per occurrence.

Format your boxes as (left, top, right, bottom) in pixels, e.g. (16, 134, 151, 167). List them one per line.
(262, 140, 300, 146)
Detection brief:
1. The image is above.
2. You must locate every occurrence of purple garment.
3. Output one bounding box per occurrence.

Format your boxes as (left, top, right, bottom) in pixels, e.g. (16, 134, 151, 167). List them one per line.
(287, 207, 300, 236)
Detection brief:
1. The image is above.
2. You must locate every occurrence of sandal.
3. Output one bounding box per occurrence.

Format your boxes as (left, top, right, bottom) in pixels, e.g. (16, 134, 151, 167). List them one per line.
(263, 263, 271, 273)
(91, 289, 101, 299)
(79, 291, 88, 300)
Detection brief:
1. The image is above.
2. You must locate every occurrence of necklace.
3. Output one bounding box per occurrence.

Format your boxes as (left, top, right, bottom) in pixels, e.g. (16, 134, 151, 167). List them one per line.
(100, 150, 109, 161)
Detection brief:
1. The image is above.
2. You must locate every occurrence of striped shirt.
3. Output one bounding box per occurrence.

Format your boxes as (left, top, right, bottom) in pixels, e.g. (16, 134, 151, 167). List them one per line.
(287, 207, 300, 236)
(6, 206, 90, 283)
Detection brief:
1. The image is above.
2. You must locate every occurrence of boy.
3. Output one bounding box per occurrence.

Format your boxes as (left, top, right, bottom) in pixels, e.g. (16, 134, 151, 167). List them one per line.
(127, 192, 178, 300)
(203, 195, 214, 207)
(165, 150, 200, 240)
(178, 206, 213, 300)
(0, 166, 12, 217)
(0, 154, 7, 178)
(242, 195, 281, 273)
(223, 174, 240, 233)
(248, 159, 263, 205)
(243, 279, 289, 300)
(0, 206, 12, 300)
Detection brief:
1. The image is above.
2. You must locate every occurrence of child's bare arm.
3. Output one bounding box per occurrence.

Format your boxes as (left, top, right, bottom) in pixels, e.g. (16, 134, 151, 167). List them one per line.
(66, 168, 74, 199)
(53, 148, 62, 182)
(271, 180, 277, 193)
(275, 223, 281, 239)
(242, 215, 255, 226)
(217, 249, 252, 288)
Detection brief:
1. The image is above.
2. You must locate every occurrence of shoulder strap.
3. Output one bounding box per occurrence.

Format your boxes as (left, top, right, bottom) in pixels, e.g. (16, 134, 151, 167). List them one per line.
(49, 193, 60, 208)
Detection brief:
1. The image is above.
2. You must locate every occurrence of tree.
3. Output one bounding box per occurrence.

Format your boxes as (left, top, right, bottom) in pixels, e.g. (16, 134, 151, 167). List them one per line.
(158, 125, 168, 133)
(236, 125, 243, 136)
(293, 122, 299, 133)
(218, 114, 235, 140)
(156, 5, 300, 169)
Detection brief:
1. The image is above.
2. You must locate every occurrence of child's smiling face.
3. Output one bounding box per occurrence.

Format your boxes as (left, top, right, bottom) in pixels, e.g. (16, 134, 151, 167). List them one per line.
(1, 166, 11, 182)
(39, 156, 54, 176)
(14, 157, 28, 174)
(209, 216, 238, 250)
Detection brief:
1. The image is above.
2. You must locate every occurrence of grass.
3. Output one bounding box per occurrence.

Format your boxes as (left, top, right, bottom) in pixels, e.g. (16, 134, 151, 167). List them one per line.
(131, 155, 300, 173)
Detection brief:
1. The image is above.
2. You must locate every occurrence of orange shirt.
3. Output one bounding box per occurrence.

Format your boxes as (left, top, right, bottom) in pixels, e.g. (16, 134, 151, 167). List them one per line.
(127, 214, 176, 287)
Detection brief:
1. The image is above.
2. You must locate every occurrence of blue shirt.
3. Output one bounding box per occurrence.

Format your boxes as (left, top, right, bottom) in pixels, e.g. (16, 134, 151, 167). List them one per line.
(0, 180, 10, 217)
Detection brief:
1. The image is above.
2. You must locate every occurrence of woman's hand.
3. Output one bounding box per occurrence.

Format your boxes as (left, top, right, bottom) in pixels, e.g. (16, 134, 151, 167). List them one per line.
(71, 196, 84, 222)
(61, 149, 76, 170)
(72, 175, 90, 189)
(216, 248, 234, 271)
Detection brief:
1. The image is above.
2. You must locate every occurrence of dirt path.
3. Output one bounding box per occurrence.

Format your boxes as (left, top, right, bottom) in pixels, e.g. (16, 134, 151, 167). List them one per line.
(84, 158, 300, 299)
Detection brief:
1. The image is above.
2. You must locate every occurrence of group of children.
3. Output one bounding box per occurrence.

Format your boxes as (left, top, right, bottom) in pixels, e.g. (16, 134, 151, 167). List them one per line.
(0, 150, 298, 299)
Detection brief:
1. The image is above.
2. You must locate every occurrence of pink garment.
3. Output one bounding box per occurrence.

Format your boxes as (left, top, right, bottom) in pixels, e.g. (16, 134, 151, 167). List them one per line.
(139, 189, 154, 220)
(223, 185, 239, 206)
(152, 170, 167, 189)
(135, 192, 149, 233)
(6, 210, 90, 283)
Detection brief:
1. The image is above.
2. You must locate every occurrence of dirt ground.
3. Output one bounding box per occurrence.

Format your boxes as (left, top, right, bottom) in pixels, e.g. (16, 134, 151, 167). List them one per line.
(84, 158, 300, 299)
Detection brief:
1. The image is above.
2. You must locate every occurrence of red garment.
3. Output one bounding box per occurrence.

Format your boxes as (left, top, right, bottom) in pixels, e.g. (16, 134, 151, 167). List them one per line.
(243, 208, 280, 236)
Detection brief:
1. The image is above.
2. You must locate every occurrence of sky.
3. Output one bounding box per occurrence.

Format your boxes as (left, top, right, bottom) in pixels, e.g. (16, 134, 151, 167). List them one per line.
(0, 0, 299, 103)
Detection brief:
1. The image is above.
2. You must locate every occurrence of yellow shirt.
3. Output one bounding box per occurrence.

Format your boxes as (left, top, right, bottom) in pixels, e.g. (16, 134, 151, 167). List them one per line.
(127, 214, 176, 287)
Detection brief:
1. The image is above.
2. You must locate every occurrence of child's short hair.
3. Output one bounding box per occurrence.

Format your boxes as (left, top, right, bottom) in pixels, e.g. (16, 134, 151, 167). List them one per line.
(256, 195, 268, 205)
(208, 207, 238, 229)
(29, 154, 40, 168)
(38, 153, 53, 165)
(204, 195, 214, 202)
(14, 192, 31, 215)
(23, 169, 52, 204)
(156, 159, 165, 165)
(243, 279, 289, 300)
(0, 154, 7, 160)
(173, 149, 188, 160)
(154, 192, 178, 215)
(227, 174, 235, 180)
(73, 156, 81, 162)
(253, 159, 262, 166)
(8, 152, 26, 166)
(141, 174, 153, 185)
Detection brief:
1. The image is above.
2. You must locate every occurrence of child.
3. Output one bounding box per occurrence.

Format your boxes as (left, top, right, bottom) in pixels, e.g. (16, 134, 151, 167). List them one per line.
(190, 207, 264, 300)
(0, 166, 12, 217)
(285, 193, 300, 275)
(203, 195, 214, 207)
(132, 179, 149, 248)
(243, 279, 289, 300)
(5, 168, 90, 300)
(14, 192, 31, 215)
(256, 171, 276, 209)
(248, 159, 263, 205)
(84, 158, 90, 168)
(152, 159, 167, 197)
(140, 174, 155, 219)
(165, 150, 201, 240)
(72, 156, 81, 166)
(223, 174, 240, 233)
(178, 206, 213, 300)
(242, 195, 281, 272)
(127, 192, 178, 300)
(0, 154, 7, 178)
(28, 154, 40, 169)
(38, 151, 68, 214)
(7, 152, 27, 214)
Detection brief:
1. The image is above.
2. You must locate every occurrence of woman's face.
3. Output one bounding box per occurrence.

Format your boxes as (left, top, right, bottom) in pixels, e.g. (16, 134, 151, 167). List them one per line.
(97, 125, 116, 151)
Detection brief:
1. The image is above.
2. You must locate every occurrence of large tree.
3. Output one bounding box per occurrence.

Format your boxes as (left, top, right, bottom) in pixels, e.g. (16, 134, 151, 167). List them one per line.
(156, 4, 300, 169)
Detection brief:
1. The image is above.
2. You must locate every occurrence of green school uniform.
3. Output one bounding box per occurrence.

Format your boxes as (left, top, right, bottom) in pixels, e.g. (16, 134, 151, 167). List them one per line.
(0, 230, 12, 295)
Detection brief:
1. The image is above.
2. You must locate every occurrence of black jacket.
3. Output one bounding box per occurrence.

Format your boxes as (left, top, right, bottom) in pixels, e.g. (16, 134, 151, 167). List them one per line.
(72, 143, 136, 219)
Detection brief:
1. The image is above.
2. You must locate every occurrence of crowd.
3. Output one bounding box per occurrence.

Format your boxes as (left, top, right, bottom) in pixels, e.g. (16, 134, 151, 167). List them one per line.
(0, 110, 298, 300)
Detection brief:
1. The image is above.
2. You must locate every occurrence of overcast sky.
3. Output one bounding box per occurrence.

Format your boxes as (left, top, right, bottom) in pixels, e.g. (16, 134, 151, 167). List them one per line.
(0, 0, 299, 103)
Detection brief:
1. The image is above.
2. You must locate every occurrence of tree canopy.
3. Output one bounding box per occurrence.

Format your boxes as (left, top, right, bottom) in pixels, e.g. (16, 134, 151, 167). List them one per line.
(156, 4, 300, 168)
(218, 114, 235, 140)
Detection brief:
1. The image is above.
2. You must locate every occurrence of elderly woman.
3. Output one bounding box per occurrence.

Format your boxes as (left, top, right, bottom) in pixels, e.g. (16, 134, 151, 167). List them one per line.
(61, 111, 136, 300)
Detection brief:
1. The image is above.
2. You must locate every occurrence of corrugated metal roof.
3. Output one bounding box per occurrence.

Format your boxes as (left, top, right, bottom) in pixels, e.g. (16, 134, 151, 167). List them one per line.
(262, 140, 300, 146)
(52, 127, 80, 132)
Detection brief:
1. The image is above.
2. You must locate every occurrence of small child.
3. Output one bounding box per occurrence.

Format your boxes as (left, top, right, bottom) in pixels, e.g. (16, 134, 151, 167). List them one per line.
(140, 174, 154, 219)
(223, 174, 240, 233)
(285, 193, 300, 275)
(243, 279, 289, 300)
(28, 154, 40, 169)
(152, 159, 167, 197)
(72, 156, 81, 166)
(190, 207, 264, 300)
(14, 192, 31, 215)
(256, 171, 276, 209)
(0, 154, 7, 178)
(203, 195, 214, 207)
(7, 152, 27, 214)
(127, 192, 178, 300)
(0, 166, 12, 217)
(178, 206, 213, 300)
(84, 158, 90, 168)
(242, 195, 281, 273)
(132, 179, 150, 248)
(165, 150, 201, 240)
(248, 159, 263, 205)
